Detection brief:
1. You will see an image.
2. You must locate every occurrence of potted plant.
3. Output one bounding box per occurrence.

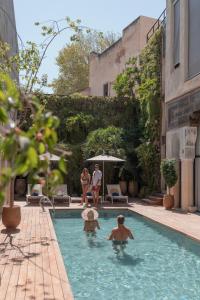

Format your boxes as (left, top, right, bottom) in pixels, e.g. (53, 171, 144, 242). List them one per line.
(118, 167, 127, 195)
(160, 159, 178, 209)
(0, 74, 65, 229)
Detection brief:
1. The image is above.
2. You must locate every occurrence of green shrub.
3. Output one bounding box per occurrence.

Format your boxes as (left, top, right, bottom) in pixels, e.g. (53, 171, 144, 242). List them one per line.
(160, 159, 178, 194)
(83, 126, 125, 159)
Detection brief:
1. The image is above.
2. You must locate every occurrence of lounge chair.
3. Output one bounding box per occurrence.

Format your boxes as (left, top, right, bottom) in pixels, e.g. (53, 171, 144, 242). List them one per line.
(26, 184, 44, 204)
(52, 184, 71, 205)
(106, 184, 129, 204)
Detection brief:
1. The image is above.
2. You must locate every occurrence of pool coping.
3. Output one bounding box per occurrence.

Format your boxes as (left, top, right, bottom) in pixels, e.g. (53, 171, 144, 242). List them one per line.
(47, 209, 74, 300)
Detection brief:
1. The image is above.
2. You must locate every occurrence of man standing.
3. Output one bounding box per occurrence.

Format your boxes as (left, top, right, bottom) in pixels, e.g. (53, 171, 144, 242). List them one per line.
(91, 164, 102, 207)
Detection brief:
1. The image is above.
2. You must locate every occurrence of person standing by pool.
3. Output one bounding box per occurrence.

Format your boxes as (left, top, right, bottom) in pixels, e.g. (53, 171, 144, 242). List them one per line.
(91, 164, 102, 208)
(80, 168, 91, 207)
(108, 215, 134, 241)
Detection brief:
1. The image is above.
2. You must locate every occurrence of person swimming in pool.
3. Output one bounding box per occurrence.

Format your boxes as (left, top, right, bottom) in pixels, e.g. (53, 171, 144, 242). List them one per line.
(108, 215, 134, 241)
(82, 208, 100, 233)
(108, 215, 134, 254)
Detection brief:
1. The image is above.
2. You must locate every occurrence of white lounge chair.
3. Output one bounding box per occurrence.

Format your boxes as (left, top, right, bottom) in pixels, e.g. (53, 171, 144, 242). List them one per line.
(26, 184, 44, 204)
(106, 184, 129, 204)
(52, 184, 71, 205)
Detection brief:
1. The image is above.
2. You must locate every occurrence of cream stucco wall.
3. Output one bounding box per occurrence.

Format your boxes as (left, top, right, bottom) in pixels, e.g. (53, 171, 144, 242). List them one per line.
(165, 0, 200, 103)
(89, 16, 156, 97)
(0, 0, 18, 206)
(165, 0, 200, 211)
(0, 0, 18, 58)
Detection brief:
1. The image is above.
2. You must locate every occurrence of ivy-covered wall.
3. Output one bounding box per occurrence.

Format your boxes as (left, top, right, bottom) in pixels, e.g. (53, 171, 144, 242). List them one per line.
(37, 94, 140, 194)
(114, 29, 163, 194)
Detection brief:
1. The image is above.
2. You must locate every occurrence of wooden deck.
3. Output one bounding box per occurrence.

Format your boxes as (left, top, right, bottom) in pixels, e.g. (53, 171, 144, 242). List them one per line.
(0, 201, 200, 300)
(0, 207, 73, 300)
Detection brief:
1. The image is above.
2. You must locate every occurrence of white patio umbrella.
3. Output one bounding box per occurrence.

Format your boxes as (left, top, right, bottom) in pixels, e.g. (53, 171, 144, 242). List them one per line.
(86, 154, 125, 201)
(39, 152, 60, 161)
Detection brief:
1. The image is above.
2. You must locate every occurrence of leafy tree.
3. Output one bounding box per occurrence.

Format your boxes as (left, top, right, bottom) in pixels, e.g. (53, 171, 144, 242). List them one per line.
(66, 113, 95, 144)
(0, 73, 66, 206)
(0, 17, 91, 94)
(52, 31, 119, 95)
(83, 126, 125, 159)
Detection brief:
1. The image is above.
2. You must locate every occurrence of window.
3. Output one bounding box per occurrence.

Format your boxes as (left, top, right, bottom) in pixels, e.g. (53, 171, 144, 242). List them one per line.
(103, 83, 109, 96)
(188, 0, 200, 78)
(173, 0, 180, 67)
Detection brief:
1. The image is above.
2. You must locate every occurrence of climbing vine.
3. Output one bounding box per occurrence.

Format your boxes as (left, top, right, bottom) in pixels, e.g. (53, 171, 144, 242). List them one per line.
(114, 29, 163, 192)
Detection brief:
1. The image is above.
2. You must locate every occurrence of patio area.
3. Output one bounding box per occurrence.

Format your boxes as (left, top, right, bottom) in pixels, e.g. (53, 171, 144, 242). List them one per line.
(0, 201, 200, 300)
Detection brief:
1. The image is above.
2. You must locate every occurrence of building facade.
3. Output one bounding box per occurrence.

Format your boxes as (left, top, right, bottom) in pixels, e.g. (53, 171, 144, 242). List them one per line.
(89, 16, 156, 97)
(0, 0, 18, 57)
(165, 0, 200, 211)
(0, 0, 18, 204)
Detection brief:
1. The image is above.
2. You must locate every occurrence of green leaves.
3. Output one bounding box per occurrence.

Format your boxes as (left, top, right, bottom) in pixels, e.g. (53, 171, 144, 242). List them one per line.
(38, 142, 45, 154)
(0, 107, 8, 123)
(58, 157, 67, 174)
(83, 126, 125, 159)
(0, 74, 64, 206)
(161, 159, 178, 190)
(27, 147, 38, 168)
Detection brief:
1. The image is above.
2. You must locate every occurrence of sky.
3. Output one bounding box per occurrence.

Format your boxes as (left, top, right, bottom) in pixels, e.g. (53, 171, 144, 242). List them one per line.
(13, 0, 166, 91)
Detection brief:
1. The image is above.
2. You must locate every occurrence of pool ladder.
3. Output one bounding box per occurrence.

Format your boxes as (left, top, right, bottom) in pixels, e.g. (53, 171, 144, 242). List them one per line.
(40, 196, 55, 215)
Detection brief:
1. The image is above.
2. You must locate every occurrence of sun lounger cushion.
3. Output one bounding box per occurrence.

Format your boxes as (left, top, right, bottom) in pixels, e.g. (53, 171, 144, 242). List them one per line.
(112, 192, 119, 196)
(86, 192, 92, 196)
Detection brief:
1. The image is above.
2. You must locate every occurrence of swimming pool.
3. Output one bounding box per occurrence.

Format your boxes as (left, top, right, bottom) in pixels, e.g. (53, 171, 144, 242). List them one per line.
(52, 209, 200, 300)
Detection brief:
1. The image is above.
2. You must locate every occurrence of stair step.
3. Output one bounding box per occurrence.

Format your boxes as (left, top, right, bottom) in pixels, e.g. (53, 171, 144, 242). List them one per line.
(142, 197, 163, 206)
(152, 192, 165, 197)
(149, 195, 163, 201)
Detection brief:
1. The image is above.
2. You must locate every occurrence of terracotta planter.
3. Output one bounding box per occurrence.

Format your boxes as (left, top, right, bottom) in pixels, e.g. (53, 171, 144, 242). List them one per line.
(163, 194, 174, 210)
(128, 180, 138, 197)
(119, 181, 127, 195)
(2, 205, 21, 229)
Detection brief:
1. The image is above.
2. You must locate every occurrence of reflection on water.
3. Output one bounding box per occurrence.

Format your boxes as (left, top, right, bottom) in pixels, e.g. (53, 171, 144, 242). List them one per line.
(85, 233, 106, 249)
(108, 252, 144, 266)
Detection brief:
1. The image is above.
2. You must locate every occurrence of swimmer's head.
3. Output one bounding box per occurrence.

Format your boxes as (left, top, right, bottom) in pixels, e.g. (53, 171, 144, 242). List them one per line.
(87, 210, 95, 221)
(117, 215, 125, 225)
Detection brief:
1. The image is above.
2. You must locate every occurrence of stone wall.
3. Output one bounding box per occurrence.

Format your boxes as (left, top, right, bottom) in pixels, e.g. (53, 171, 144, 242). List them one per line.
(0, 0, 18, 57)
(89, 16, 156, 96)
(0, 0, 18, 208)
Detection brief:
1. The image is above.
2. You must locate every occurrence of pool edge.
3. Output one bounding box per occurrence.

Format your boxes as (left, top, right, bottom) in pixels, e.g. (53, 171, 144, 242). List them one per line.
(47, 209, 74, 300)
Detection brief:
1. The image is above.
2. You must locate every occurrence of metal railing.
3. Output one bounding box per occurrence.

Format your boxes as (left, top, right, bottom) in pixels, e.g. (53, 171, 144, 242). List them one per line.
(147, 9, 166, 42)
(40, 195, 55, 214)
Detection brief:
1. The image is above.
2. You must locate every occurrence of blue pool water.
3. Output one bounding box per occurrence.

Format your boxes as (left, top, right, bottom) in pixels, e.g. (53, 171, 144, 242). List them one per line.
(52, 210, 200, 300)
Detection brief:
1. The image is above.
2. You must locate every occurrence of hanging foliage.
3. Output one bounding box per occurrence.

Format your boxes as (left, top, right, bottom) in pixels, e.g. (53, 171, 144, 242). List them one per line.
(113, 29, 163, 192)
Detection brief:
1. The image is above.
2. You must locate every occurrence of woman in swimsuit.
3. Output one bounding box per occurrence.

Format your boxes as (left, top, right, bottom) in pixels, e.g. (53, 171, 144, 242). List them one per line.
(80, 168, 91, 206)
(82, 209, 100, 233)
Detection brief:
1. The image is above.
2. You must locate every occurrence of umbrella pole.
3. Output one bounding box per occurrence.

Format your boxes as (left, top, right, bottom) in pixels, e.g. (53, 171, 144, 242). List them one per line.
(103, 160, 105, 202)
